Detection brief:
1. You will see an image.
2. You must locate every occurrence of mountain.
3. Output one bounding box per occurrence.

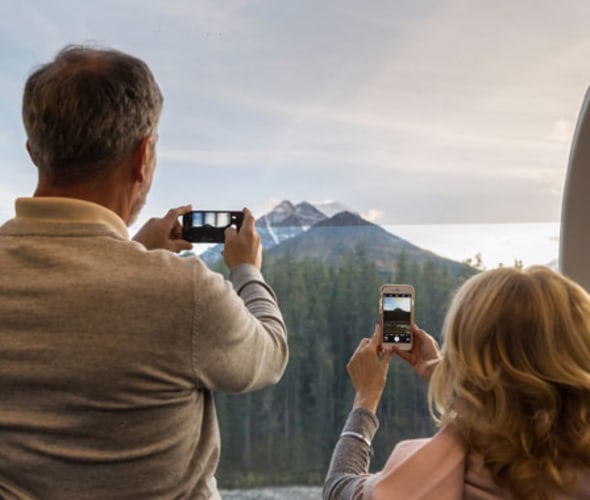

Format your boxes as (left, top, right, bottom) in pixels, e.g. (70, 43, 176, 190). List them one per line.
(199, 200, 328, 266)
(256, 200, 327, 245)
(196, 200, 470, 277)
(265, 210, 468, 276)
(384, 308, 411, 322)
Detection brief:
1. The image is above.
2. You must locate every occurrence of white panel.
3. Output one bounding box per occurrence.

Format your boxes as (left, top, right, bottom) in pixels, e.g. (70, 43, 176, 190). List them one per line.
(560, 88, 590, 291)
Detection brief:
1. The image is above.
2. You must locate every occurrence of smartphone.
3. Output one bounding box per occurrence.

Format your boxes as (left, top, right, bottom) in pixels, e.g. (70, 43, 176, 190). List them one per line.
(182, 210, 244, 243)
(379, 284, 414, 351)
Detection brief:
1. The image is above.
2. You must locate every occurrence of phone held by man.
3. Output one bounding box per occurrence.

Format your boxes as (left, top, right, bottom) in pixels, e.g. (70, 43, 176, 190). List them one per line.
(182, 210, 244, 243)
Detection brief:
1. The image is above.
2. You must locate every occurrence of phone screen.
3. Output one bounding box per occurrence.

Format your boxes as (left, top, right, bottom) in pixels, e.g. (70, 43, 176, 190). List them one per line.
(382, 292, 413, 345)
(188, 211, 232, 229)
(182, 210, 243, 243)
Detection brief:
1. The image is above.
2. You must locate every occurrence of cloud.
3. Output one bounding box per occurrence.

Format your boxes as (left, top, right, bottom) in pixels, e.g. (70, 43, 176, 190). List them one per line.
(362, 209, 384, 223)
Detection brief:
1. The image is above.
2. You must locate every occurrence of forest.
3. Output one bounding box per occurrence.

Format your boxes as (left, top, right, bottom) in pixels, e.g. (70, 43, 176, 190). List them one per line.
(214, 246, 477, 488)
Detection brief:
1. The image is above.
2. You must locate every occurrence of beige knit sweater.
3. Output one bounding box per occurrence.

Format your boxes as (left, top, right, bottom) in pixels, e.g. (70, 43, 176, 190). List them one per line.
(0, 197, 289, 499)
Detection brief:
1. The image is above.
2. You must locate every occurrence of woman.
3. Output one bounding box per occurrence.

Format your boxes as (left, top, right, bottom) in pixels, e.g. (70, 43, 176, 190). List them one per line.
(323, 266, 590, 499)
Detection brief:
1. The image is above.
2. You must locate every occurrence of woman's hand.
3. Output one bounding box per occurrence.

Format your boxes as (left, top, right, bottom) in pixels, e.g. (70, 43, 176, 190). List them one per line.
(393, 324, 441, 381)
(347, 325, 393, 414)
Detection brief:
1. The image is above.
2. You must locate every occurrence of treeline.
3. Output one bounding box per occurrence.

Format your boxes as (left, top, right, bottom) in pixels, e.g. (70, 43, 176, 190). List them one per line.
(214, 246, 476, 488)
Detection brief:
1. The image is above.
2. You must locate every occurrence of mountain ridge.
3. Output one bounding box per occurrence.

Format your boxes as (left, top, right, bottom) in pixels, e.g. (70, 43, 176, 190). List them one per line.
(198, 200, 470, 276)
(264, 207, 466, 275)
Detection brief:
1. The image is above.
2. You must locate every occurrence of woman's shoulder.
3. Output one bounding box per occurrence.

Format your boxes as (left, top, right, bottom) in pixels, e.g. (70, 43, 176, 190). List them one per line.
(390, 426, 465, 462)
(366, 427, 467, 500)
(464, 449, 590, 500)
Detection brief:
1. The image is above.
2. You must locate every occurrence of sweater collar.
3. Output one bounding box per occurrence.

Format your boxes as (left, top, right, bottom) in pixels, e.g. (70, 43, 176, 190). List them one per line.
(14, 197, 129, 239)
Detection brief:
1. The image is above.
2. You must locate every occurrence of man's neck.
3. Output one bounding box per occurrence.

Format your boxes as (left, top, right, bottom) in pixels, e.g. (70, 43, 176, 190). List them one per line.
(34, 176, 131, 224)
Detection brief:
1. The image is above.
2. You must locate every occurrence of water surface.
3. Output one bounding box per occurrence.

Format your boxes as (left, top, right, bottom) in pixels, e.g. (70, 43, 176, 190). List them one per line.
(220, 486, 322, 499)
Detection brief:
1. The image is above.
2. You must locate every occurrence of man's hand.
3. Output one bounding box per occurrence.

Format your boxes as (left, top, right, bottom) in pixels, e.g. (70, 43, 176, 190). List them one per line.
(222, 208, 262, 269)
(132, 205, 194, 253)
(347, 325, 394, 414)
(393, 324, 441, 381)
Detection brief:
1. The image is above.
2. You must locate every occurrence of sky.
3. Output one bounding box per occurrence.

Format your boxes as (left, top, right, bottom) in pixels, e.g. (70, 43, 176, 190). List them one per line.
(0, 0, 588, 264)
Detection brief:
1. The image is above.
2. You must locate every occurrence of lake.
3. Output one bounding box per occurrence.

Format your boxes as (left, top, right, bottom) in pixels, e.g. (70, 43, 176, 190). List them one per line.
(220, 486, 322, 499)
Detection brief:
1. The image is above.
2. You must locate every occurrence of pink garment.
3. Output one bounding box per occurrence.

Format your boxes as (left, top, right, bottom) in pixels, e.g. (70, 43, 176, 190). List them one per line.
(364, 426, 469, 500)
(364, 426, 590, 500)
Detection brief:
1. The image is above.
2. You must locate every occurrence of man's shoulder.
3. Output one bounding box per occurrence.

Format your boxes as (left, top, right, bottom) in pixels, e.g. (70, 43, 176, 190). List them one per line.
(111, 241, 211, 278)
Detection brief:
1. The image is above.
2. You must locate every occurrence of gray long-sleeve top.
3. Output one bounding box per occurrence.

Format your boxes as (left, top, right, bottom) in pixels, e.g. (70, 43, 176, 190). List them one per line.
(323, 408, 379, 500)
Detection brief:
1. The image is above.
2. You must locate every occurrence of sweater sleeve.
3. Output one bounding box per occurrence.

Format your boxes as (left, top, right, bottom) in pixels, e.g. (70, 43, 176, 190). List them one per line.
(190, 261, 288, 393)
(323, 407, 380, 500)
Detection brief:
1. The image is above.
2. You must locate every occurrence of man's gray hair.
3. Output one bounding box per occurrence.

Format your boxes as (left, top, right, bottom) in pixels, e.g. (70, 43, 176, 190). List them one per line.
(22, 45, 163, 184)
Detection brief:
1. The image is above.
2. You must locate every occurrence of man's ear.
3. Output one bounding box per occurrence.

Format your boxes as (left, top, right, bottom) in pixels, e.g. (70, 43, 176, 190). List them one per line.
(25, 140, 38, 166)
(130, 136, 154, 183)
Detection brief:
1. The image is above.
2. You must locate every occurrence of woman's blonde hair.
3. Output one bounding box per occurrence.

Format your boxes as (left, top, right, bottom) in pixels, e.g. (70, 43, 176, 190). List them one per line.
(429, 266, 590, 499)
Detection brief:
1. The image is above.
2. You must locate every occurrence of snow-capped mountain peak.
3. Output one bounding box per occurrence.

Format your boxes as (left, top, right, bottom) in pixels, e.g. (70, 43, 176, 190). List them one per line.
(258, 200, 327, 229)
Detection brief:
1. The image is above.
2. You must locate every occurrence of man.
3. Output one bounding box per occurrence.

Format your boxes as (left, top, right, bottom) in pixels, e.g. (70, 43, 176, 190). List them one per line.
(0, 45, 288, 498)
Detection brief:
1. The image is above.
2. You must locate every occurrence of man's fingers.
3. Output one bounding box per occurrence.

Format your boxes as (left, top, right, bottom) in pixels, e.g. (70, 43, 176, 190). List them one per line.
(170, 219, 184, 238)
(165, 204, 192, 224)
(240, 207, 256, 233)
(224, 225, 238, 243)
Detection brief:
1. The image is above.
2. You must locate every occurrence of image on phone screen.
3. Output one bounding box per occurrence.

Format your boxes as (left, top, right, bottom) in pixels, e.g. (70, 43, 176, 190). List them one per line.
(382, 293, 412, 344)
(191, 211, 232, 228)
